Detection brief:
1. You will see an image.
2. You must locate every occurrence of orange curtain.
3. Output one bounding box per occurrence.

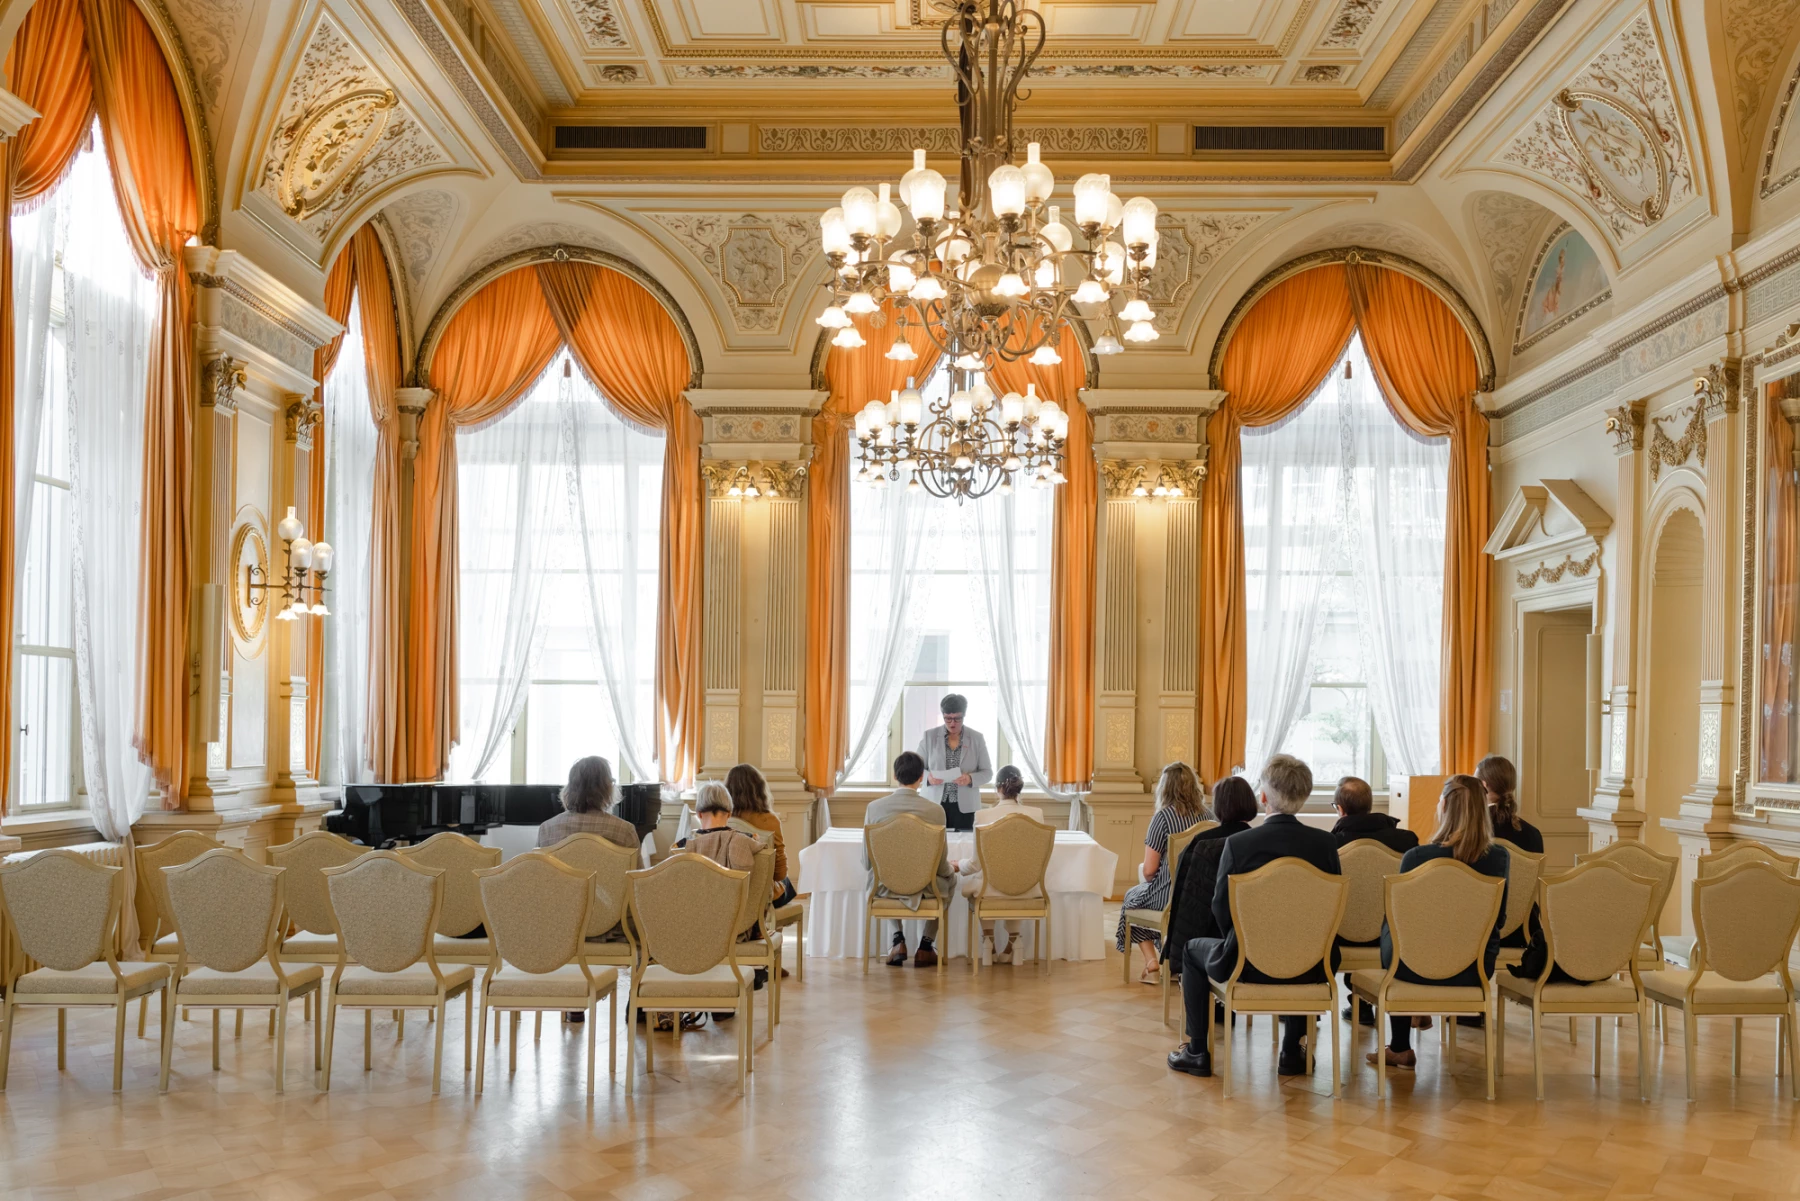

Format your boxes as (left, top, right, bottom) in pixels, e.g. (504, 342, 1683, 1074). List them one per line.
(1760, 391, 1797, 783)
(1345, 263, 1488, 774)
(534, 260, 701, 786)
(408, 270, 561, 779)
(0, 0, 95, 812)
(83, 0, 201, 799)
(989, 324, 1093, 788)
(1199, 266, 1355, 783)
(305, 225, 405, 782)
(802, 313, 944, 791)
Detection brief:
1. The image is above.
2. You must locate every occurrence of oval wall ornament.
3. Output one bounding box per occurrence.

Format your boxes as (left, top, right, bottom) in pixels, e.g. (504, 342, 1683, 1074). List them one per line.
(277, 88, 399, 219)
(1552, 88, 1670, 225)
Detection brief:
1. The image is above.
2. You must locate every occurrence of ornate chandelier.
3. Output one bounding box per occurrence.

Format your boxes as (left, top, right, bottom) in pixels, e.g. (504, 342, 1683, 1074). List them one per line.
(820, 0, 1160, 500)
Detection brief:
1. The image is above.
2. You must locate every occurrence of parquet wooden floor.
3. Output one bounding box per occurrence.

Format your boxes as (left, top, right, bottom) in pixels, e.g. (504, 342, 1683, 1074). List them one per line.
(2, 936, 1798, 1200)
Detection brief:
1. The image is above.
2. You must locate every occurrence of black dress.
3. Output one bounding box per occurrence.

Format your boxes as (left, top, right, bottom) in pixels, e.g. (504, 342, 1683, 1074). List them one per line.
(1490, 811, 1544, 854)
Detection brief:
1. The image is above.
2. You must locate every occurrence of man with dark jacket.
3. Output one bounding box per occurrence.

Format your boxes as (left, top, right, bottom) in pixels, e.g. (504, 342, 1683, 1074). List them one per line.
(1328, 777, 1419, 854)
(1167, 754, 1342, 1080)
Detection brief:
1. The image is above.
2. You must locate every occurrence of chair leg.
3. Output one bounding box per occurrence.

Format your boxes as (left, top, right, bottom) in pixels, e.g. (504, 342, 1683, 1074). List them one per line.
(159, 987, 176, 1092)
(644, 1005, 656, 1074)
(1122, 924, 1131, 985)
(112, 999, 127, 1092)
(969, 905, 978, 977)
(768, 954, 779, 1038)
(1306, 1014, 1316, 1075)
(535, 1011, 542, 1042)
(431, 1001, 447, 1095)
(1484, 998, 1495, 1102)
(0, 994, 13, 1090)
(138, 994, 148, 1040)
(1786, 1004, 1800, 1101)
(1531, 1006, 1544, 1101)
(609, 988, 617, 1077)
(1376, 1002, 1387, 1101)
(1044, 911, 1052, 975)
(796, 909, 806, 981)
(1637, 1003, 1650, 1102)
(509, 1011, 519, 1073)
(58, 1008, 66, 1070)
(1162, 962, 1172, 1026)
(476, 1002, 489, 1094)
(1683, 1009, 1698, 1103)
(211, 1010, 221, 1072)
(1330, 1002, 1342, 1099)
(267, 1009, 274, 1037)
(863, 913, 871, 975)
(275, 999, 289, 1094)
(624, 1001, 636, 1095)
(233, 1009, 242, 1039)
(1732, 1017, 1743, 1077)
(464, 989, 473, 1074)
(1221, 1000, 1234, 1099)
(738, 990, 748, 1096)
(397, 1011, 404, 1040)
(1594, 1016, 1603, 1078)
(364, 1009, 373, 1072)
(321, 999, 338, 1091)
(1496, 996, 1507, 1078)
(313, 992, 323, 1074)
(586, 1001, 597, 1097)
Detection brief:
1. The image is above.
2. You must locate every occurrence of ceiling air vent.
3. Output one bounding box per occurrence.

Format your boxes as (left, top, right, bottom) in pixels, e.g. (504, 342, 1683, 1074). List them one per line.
(553, 125, 709, 151)
(1192, 125, 1385, 153)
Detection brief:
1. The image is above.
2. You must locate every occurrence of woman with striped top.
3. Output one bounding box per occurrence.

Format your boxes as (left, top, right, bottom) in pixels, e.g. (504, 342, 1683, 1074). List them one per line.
(1116, 762, 1210, 984)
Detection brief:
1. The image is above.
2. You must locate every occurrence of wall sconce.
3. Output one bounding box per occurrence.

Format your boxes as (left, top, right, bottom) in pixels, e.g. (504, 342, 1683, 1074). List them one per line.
(247, 506, 332, 621)
(726, 466, 763, 498)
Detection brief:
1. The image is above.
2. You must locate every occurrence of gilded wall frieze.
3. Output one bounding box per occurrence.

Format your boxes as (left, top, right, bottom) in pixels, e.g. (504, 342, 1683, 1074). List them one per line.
(1515, 549, 1601, 588)
(1647, 402, 1706, 481)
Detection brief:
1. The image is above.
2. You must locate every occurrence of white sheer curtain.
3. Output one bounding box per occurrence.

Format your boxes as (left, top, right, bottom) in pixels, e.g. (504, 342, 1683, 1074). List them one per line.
(1240, 376, 1347, 773)
(446, 366, 561, 782)
(557, 362, 663, 780)
(840, 469, 931, 785)
(970, 484, 1071, 799)
(1346, 338, 1448, 775)
(60, 141, 157, 839)
(321, 296, 377, 786)
(9, 193, 58, 578)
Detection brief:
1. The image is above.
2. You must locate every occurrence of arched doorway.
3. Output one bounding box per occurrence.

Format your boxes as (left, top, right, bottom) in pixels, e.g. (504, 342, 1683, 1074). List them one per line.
(1643, 506, 1704, 935)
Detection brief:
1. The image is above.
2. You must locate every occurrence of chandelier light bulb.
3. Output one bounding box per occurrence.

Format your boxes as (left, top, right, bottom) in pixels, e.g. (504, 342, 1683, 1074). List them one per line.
(887, 260, 916, 293)
(1001, 392, 1025, 424)
(949, 391, 975, 423)
(1119, 297, 1154, 323)
(1072, 278, 1109, 305)
(1122, 196, 1158, 248)
(832, 326, 866, 349)
(898, 386, 924, 425)
(886, 336, 918, 362)
(290, 537, 314, 570)
(993, 271, 1029, 298)
(910, 275, 947, 302)
(816, 305, 852, 329)
(1093, 331, 1124, 355)
(909, 166, 947, 221)
(1028, 345, 1062, 366)
(876, 183, 904, 239)
(970, 382, 995, 411)
(1042, 205, 1073, 253)
(819, 207, 851, 255)
(277, 506, 304, 543)
(876, 424, 895, 447)
(844, 291, 880, 315)
(1034, 259, 1059, 288)
(898, 148, 929, 209)
(854, 409, 872, 439)
(953, 351, 984, 371)
(1124, 320, 1160, 343)
(1021, 142, 1055, 204)
(842, 186, 879, 238)
(1023, 383, 1042, 419)
(988, 165, 1027, 218)
(1073, 173, 1111, 227)
(1104, 191, 1124, 231)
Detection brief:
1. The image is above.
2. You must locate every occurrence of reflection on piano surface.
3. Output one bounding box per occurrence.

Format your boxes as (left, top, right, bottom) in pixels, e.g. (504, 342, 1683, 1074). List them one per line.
(326, 782, 667, 848)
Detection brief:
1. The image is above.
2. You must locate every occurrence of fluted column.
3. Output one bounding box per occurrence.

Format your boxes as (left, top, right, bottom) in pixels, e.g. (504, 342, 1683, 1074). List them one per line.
(699, 465, 743, 775)
(1683, 362, 1742, 821)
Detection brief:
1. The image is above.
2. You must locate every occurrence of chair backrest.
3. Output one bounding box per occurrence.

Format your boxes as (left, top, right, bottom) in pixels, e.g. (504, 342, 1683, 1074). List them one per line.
(323, 852, 443, 973)
(268, 830, 365, 935)
(626, 853, 748, 976)
(1691, 861, 1800, 982)
(1575, 841, 1677, 942)
(134, 831, 224, 941)
(541, 832, 638, 938)
(1498, 846, 1545, 941)
(1336, 840, 1403, 944)
(1698, 841, 1800, 879)
(165, 850, 283, 974)
(974, 813, 1055, 899)
(0, 850, 122, 971)
(1537, 861, 1657, 984)
(476, 852, 591, 976)
(864, 815, 948, 898)
(735, 844, 777, 937)
(400, 831, 501, 937)
(1227, 858, 1347, 981)
(1384, 859, 1505, 982)
(1166, 821, 1209, 875)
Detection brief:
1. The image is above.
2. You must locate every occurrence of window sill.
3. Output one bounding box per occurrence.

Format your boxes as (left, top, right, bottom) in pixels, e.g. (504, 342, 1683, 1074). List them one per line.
(2, 809, 98, 838)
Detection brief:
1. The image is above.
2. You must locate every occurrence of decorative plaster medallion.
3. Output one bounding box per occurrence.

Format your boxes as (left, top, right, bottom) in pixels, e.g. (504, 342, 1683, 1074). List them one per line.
(1144, 213, 1264, 334)
(231, 521, 269, 648)
(1320, 0, 1385, 48)
(594, 64, 645, 84)
(650, 213, 817, 334)
(1498, 13, 1693, 246)
(257, 16, 452, 238)
(1301, 64, 1345, 83)
(568, 0, 630, 49)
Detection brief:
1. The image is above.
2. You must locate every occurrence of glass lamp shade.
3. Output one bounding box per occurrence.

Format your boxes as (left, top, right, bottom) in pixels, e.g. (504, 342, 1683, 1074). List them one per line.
(290, 538, 313, 569)
(886, 336, 918, 362)
(1022, 384, 1042, 419)
(1021, 142, 1054, 203)
(1072, 278, 1109, 305)
(970, 382, 995, 411)
(311, 541, 334, 574)
(887, 261, 916, 293)
(1000, 392, 1025, 423)
(1119, 297, 1154, 323)
(1041, 206, 1073, 252)
(816, 305, 852, 329)
(1073, 174, 1111, 227)
(1121, 196, 1158, 247)
(842, 187, 879, 237)
(898, 388, 924, 425)
(993, 271, 1029, 298)
(820, 207, 852, 255)
(1104, 191, 1124, 231)
(953, 352, 984, 371)
(311, 603, 331, 617)
(876, 183, 904, 238)
(1124, 320, 1160, 343)
(1034, 259, 1059, 289)
(1028, 344, 1062, 366)
(854, 409, 872, 439)
(275, 606, 297, 623)
(844, 291, 880, 314)
(832, 326, 866, 349)
(909, 168, 947, 221)
(1093, 332, 1124, 355)
(949, 391, 975, 423)
(1140, 229, 1159, 270)
(277, 506, 304, 543)
(910, 275, 947, 301)
(1100, 242, 1127, 285)
(898, 148, 929, 209)
(988, 165, 1027, 217)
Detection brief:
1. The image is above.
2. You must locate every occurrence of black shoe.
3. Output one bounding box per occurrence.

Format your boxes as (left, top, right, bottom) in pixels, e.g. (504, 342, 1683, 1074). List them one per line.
(711, 1011, 735, 1021)
(565, 1010, 585, 1023)
(753, 968, 768, 991)
(1167, 1043, 1212, 1077)
(1457, 1014, 1486, 1028)
(1278, 1049, 1308, 1076)
(1341, 1003, 1376, 1027)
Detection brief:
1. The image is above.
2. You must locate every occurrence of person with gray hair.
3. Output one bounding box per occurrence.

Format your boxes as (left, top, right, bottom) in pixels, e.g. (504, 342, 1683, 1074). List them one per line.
(1166, 754, 1343, 1081)
(674, 781, 760, 873)
(536, 755, 640, 850)
(915, 693, 993, 832)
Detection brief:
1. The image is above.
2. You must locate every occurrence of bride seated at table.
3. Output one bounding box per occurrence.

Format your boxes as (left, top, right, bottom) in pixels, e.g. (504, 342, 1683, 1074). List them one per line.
(973, 765, 1045, 827)
(957, 765, 1042, 965)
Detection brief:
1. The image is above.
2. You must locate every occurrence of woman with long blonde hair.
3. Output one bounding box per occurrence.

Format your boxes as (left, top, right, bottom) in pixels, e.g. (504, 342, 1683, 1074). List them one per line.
(1367, 775, 1511, 1070)
(1114, 762, 1209, 984)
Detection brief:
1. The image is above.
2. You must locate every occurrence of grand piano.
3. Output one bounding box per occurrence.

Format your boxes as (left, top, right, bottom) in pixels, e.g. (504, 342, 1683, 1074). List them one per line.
(326, 783, 667, 849)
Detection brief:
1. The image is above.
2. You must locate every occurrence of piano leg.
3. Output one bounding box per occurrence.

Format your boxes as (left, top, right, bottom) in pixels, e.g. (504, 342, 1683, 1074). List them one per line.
(535, 1012, 542, 1041)
(509, 1011, 519, 1073)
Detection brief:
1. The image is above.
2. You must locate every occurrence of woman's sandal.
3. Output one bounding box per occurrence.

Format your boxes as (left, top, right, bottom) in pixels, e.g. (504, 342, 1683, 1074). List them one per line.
(1139, 967, 1161, 985)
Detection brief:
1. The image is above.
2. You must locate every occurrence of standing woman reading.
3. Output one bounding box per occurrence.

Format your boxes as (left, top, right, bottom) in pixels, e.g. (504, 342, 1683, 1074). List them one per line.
(917, 693, 994, 832)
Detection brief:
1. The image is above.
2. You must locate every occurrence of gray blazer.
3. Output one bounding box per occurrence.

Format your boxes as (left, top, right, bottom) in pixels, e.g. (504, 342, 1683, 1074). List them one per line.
(915, 725, 994, 813)
(861, 788, 956, 906)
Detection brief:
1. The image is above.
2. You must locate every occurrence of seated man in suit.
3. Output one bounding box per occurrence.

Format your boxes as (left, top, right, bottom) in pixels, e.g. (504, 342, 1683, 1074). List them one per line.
(1328, 776, 1419, 854)
(1167, 753, 1342, 1080)
(863, 751, 958, 968)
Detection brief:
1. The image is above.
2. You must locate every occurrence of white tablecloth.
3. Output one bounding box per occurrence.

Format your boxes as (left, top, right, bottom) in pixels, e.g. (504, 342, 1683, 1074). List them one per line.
(795, 828, 1117, 961)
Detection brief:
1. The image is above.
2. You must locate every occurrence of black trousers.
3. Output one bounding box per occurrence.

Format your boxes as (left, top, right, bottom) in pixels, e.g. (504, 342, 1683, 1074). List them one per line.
(942, 799, 974, 831)
(1180, 938, 1308, 1050)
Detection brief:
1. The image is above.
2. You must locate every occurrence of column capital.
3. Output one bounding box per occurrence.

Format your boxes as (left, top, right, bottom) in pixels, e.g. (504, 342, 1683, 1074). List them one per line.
(1099, 457, 1206, 498)
(395, 388, 432, 460)
(1695, 359, 1741, 423)
(283, 394, 321, 450)
(0, 87, 39, 140)
(1603, 400, 1645, 457)
(703, 460, 809, 499)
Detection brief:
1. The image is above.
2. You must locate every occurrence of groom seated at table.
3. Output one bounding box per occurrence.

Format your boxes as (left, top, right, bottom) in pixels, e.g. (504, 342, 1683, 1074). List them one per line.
(864, 751, 958, 969)
(1166, 753, 1342, 1080)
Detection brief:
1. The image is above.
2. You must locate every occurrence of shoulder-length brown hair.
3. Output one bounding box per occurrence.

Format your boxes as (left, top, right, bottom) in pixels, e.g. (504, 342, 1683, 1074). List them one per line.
(1430, 774, 1493, 864)
(725, 763, 771, 815)
(1154, 762, 1206, 819)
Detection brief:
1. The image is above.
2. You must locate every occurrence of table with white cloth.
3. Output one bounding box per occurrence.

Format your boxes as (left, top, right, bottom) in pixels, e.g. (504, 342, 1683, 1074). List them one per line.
(795, 828, 1118, 961)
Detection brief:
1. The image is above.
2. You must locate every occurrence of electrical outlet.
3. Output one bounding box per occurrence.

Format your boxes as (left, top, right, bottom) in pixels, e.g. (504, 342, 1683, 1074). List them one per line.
(1499, 689, 1512, 714)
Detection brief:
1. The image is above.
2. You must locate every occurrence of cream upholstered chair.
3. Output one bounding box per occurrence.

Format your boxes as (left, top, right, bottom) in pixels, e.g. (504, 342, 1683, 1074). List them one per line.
(1494, 847, 1546, 970)
(320, 852, 475, 1094)
(969, 813, 1055, 977)
(863, 814, 950, 975)
(1335, 841, 1404, 974)
(1660, 844, 1798, 970)
(729, 844, 783, 1034)
(269, 831, 364, 1026)
(1206, 859, 1347, 1098)
(158, 850, 323, 1094)
(0, 851, 172, 1091)
(1576, 841, 1677, 971)
(1349, 859, 1505, 1100)
(133, 830, 223, 1038)
(1496, 861, 1657, 1100)
(473, 852, 618, 1096)
(1120, 820, 1212, 985)
(1642, 861, 1800, 1101)
(401, 831, 502, 966)
(542, 832, 638, 962)
(624, 853, 752, 1094)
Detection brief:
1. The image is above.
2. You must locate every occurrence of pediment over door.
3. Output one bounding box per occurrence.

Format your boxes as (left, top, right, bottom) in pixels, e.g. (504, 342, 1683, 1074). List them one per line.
(1484, 480, 1612, 592)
